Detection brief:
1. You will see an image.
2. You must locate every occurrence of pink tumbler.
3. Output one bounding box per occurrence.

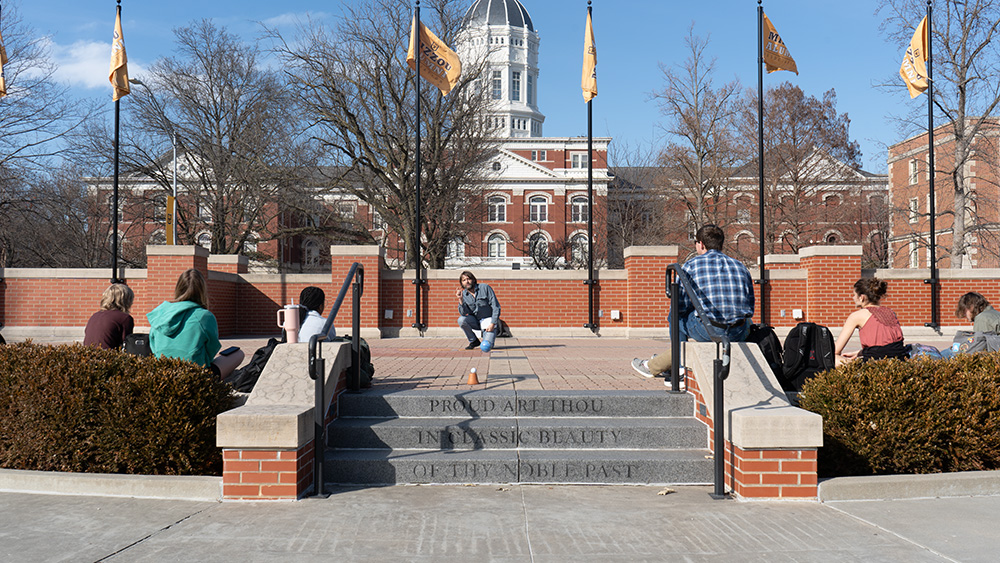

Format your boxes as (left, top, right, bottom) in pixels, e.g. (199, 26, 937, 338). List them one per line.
(277, 305, 300, 343)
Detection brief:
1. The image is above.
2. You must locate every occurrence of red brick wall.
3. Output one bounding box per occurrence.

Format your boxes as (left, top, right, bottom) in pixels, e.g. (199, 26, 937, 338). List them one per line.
(0, 245, 993, 336)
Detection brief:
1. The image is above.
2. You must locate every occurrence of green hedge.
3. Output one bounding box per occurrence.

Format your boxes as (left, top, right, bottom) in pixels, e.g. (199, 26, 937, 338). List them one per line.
(798, 353, 1000, 477)
(0, 342, 234, 475)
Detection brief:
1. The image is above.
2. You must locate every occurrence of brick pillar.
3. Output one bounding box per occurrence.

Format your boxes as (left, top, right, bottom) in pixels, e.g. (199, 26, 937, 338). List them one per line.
(800, 245, 862, 327)
(143, 245, 209, 318)
(624, 246, 679, 330)
(330, 245, 383, 339)
(208, 254, 249, 274)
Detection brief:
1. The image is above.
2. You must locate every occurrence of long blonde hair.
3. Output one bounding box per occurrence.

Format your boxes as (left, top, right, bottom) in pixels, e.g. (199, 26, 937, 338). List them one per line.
(173, 269, 209, 309)
(100, 283, 134, 313)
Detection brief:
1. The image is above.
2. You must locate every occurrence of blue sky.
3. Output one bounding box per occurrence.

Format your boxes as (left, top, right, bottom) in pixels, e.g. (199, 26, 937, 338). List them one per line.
(15, 0, 917, 172)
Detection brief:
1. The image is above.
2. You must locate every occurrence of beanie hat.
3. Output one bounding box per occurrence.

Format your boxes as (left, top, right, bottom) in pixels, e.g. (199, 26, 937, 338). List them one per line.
(300, 286, 325, 314)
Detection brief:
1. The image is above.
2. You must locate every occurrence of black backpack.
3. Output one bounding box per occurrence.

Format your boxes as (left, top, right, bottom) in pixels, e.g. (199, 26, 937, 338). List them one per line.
(329, 335, 375, 387)
(123, 333, 151, 356)
(747, 323, 784, 382)
(225, 337, 281, 393)
(781, 322, 836, 392)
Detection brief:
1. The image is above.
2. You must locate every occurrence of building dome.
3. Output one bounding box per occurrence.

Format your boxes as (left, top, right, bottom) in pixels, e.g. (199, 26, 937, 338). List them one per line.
(462, 0, 534, 32)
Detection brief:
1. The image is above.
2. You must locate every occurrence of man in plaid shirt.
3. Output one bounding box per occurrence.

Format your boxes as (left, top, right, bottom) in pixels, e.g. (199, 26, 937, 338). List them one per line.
(633, 224, 754, 379)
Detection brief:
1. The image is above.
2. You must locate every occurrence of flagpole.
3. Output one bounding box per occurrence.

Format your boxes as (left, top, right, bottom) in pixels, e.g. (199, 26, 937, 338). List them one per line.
(924, 0, 938, 328)
(111, 0, 122, 284)
(584, 1, 597, 333)
(756, 0, 767, 326)
(411, 0, 426, 332)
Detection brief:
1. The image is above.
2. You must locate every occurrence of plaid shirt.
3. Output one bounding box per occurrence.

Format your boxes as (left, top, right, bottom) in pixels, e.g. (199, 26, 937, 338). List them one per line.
(678, 250, 754, 325)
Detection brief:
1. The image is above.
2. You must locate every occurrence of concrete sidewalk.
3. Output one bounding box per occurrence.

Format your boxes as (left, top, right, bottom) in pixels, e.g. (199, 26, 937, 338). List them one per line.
(1, 484, 997, 562)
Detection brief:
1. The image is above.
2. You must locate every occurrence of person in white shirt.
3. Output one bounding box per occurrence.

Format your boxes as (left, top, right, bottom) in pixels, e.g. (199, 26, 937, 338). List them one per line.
(298, 286, 336, 342)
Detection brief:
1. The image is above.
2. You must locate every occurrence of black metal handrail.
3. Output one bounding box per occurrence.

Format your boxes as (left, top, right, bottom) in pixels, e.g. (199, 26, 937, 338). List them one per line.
(666, 264, 748, 499)
(308, 262, 365, 497)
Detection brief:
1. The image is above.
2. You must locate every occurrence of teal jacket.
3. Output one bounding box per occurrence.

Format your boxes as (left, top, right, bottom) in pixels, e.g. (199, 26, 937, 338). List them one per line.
(147, 301, 221, 368)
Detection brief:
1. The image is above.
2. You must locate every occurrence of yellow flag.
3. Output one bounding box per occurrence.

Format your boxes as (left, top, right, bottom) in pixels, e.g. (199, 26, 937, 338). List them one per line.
(406, 18, 462, 96)
(581, 11, 597, 103)
(900, 16, 929, 98)
(0, 30, 8, 98)
(109, 10, 130, 101)
(761, 12, 798, 75)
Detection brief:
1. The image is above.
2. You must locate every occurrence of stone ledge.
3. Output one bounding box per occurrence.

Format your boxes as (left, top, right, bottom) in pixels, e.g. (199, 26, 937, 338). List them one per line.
(0, 468, 221, 501)
(216, 404, 315, 449)
(819, 470, 1000, 501)
(686, 342, 823, 450)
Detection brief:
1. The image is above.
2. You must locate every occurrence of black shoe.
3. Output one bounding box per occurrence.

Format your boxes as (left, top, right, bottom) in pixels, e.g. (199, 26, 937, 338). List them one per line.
(465, 339, 481, 350)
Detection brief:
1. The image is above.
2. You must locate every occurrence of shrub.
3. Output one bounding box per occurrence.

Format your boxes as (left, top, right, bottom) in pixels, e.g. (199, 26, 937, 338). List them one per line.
(0, 342, 234, 475)
(798, 353, 1000, 477)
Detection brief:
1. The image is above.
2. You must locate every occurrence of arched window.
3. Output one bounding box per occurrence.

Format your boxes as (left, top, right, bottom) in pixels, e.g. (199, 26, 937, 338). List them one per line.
(529, 196, 548, 222)
(826, 233, 840, 244)
(488, 196, 506, 222)
(488, 233, 506, 258)
(447, 236, 465, 259)
(571, 234, 589, 264)
(149, 231, 167, 246)
(196, 231, 212, 250)
(529, 232, 548, 260)
(571, 196, 589, 223)
(303, 239, 321, 269)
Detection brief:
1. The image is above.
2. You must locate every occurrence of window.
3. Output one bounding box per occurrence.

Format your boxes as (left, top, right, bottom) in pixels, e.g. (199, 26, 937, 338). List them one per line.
(527, 74, 534, 105)
(492, 71, 502, 100)
(149, 231, 167, 246)
(492, 161, 502, 172)
(737, 209, 751, 222)
(909, 197, 919, 223)
(447, 237, 465, 259)
(337, 202, 356, 218)
(108, 195, 126, 222)
(372, 209, 386, 231)
(243, 234, 258, 254)
(488, 196, 506, 222)
(824, 195, 840, 207)
(909, 240, 919, 268)
(152, 195, 167, 223)
(453, 202, 466, 223)
(826, 233, 840, 244)
(571, 196, 589, 222)
(571, 234, 589, 264)
(197, 231, 212, 250)
(488, 233, 506, 258)
(529, 233, 548, 260)
(529, 196, 548, 222)
(909, 159, 919, 185)
(571, 153, 588, 169)
(303, 239, 321, 269)
(512, 71, 521, 101)
(531, 149, 547, 162)
(198, 200, 212, 222)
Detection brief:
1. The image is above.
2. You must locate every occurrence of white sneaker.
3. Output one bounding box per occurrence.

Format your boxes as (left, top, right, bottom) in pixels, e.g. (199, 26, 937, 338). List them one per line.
(631, 358, 655, 378)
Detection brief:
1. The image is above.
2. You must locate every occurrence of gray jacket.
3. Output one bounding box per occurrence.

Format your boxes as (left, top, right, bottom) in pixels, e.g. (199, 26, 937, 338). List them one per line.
(974, 305, 1000, 334)
(459, 283, 501, 326)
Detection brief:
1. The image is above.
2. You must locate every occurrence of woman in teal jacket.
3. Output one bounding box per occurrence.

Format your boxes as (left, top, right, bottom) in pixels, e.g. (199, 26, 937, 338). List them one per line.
(148, 269, 222, 370)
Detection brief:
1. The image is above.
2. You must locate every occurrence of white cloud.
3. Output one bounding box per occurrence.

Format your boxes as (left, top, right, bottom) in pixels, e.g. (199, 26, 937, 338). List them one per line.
(47, 39, 146, 90)
(262, 11, 331, 28)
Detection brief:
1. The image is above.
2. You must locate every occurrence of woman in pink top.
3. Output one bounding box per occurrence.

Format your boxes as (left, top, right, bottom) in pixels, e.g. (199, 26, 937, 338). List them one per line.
(834, 278, 906, 366)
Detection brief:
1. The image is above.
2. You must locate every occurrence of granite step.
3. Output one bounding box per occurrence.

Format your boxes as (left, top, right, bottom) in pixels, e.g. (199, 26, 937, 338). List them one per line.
(324, 448, 713, 486)
(328, 416, 707, 450)
(337, 389, 693, 419)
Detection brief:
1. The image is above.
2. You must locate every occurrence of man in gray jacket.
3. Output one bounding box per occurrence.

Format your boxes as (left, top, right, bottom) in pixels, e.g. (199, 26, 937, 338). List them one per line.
(456, 271, 501, 351)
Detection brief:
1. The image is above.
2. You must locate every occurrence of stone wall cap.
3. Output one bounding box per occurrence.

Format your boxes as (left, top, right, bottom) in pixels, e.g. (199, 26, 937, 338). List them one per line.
(799, 245, 862, 259)
(208, 254, 248, 265)
(330, 245, 382, 257)
(623, 246, 679, 258)
(146, 245, 209, 258)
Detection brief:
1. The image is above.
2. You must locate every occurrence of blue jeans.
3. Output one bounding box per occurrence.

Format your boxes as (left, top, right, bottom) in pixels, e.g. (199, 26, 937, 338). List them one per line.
(674, 311, 750, 343)
(459, 315, 497, 347)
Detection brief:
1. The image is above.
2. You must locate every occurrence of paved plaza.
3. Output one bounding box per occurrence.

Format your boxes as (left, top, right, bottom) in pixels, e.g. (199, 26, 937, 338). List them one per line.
(1, 334, 995, 561)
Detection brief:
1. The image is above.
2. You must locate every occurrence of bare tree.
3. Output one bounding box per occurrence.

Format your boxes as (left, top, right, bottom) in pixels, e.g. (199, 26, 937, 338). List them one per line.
(880, 0, 1000, 266)
(269, 0, 498, 269)
(651, 28, 741, 232)
(606, 143, 671, 268)
(734, 83, 862, 255)
(78, 20, 319, 257)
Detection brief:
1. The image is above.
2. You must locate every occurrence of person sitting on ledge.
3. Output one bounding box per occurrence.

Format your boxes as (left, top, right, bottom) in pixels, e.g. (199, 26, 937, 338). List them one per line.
(457, 270, 501, 352)
(955, 292, 1000, 333)
(298, 286, 336, 342)
(83, 283, 135, 350)
(632, 224, 754, 379)
(834, 277, 907, 366)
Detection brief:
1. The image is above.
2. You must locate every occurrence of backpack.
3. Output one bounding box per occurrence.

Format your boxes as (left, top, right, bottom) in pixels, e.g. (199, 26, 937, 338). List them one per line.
(123, 333, 151, 357)
(952, 331, 1000, 354)
(497, 319, 513, 338)
(907, 343, 944, 359)
(224, 337, 280, 393)
(329, 335, 375, 387)
(781, 322, 836, 392)
(746, 323, 784, 382)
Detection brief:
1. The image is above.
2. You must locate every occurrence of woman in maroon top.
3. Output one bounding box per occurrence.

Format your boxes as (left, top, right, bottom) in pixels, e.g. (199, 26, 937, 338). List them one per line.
(834, 278, 906, 365)
(83, 284, 135, 350)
